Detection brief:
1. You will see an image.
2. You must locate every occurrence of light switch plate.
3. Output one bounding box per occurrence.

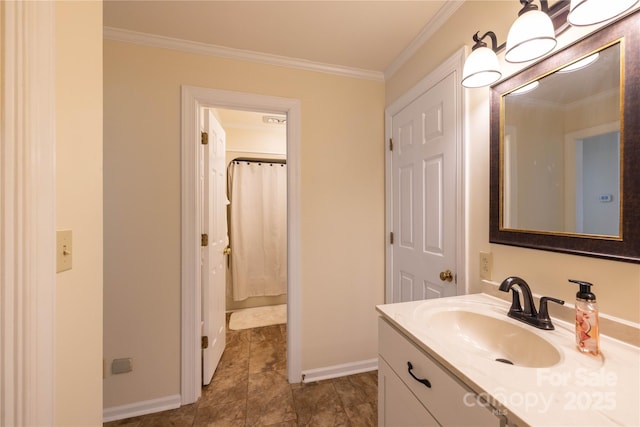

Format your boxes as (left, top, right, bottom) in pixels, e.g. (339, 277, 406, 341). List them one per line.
(56, 230, 72, 273)
(480, 251, 492, 280)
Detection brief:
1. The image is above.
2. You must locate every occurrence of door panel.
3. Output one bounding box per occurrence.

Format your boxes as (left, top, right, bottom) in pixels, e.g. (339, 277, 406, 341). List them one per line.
(425, 281, 443, 299)
(399, 272, 415, 302)
(399, 165, 414, 248)
(391, 73, 457, 302)
(424, 155, 443, 254)
(202, 110, 227, 385)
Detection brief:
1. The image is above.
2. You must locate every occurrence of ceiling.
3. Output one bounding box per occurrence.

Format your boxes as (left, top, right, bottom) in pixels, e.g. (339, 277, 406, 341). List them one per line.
(215, 109, 287, 131)
(103, 0, 450, 75)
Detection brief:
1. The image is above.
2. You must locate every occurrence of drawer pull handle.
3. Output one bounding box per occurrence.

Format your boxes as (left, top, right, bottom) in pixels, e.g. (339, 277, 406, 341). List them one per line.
(407, 361, 431, 388)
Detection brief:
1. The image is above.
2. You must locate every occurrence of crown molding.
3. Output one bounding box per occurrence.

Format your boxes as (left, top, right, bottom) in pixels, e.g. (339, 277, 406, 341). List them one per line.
(105, 3, 463, 83)
(104, 26, 384, 81)
(384, 0, 465, 80)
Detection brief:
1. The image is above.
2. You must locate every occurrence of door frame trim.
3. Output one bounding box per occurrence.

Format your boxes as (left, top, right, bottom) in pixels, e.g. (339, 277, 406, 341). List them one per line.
(384, 47, 467, 302)
(1, 1, 56, 424)
(180, 86, 302, 404)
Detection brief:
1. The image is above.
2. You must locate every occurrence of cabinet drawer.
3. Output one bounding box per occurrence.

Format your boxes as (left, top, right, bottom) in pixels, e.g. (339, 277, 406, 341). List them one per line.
(378, 358, 439, 427)
(379, 317, 500, 426)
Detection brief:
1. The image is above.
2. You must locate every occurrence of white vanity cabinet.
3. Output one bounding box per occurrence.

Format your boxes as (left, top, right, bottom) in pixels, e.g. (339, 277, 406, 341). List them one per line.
(378, 317, 504, 427)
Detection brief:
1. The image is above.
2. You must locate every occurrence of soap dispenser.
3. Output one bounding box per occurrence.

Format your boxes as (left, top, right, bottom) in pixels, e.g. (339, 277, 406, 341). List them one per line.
(569, 279, 599, 355)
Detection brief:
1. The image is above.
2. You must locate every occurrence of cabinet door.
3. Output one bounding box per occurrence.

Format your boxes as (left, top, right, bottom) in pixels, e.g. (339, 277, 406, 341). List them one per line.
(378, 358, 439, 427)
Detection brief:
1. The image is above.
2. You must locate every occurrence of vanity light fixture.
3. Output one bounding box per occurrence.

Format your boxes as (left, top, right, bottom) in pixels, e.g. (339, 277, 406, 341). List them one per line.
(505, 0, 557, 63)
(557, 52, 600, 72)
(461, 0, 621, 88)
(262, 115, 286, 125)
(461, 31, 504, 88)
(509, 80, 539, 95)
(567, 0, 639, 26)
(462, 0, 569, 88)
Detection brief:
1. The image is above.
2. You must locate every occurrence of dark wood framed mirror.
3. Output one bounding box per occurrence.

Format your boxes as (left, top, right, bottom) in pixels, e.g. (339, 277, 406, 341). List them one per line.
(490, 9, 639, 263)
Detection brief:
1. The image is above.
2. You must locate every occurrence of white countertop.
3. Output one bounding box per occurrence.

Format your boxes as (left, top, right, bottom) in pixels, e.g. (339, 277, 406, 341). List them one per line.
(376, 293, 640, 426)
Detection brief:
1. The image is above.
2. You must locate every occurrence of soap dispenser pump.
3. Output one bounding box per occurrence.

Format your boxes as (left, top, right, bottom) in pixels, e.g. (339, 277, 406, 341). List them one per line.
(569, 279, 599, 355)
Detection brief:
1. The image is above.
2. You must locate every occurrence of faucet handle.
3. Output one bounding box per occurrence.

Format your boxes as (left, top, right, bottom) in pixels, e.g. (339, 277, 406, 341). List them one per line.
(537, 297, 565, 328)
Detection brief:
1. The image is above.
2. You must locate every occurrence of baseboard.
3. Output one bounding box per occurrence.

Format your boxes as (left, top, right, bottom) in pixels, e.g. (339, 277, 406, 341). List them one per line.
(301, 358, 378, 383)
(103, 394, 181, 422)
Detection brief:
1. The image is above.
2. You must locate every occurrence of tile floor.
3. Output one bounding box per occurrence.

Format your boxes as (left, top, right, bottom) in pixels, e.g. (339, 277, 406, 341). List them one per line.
(104, 319, 378, 426)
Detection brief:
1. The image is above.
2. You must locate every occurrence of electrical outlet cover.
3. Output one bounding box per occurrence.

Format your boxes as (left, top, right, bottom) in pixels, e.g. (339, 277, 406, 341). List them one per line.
(480, 252, 492, 280)
(111, 358, 133, 375)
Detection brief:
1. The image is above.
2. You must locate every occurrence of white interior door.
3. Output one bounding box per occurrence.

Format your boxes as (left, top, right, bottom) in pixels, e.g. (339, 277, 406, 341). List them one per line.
(390, 72, 458, 302)
(201, 109, 227, 385)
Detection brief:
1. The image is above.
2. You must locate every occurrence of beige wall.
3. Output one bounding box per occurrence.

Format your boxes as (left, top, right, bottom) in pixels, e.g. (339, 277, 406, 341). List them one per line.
(564, 89, 619, 132)
(387, 2, 640, 324)
(104, 41, 385, 407)
(225, 126, 287, 157)
(55, 1, 104, 425)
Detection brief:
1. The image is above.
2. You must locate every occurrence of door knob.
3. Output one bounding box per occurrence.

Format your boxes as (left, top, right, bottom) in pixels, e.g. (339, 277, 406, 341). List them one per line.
(439, 269, 453, 282)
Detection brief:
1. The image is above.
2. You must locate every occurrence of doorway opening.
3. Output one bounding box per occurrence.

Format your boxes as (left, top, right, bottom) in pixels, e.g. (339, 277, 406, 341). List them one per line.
(181, 86, 301, 405)
(218, 109, 288, 317)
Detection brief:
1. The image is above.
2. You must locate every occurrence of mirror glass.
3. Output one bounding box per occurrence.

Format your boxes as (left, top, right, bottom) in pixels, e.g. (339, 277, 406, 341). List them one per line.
(501, 42, 621, 237)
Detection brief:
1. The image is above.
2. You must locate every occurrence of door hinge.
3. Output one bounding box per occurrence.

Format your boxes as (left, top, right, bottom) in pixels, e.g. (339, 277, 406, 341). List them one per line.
(201, 233, 208, 247)
(201, 131, 209, 145)
(389, 138, 394, 151)
(201, 336, 209, 349)
(390, 232, 394, 245)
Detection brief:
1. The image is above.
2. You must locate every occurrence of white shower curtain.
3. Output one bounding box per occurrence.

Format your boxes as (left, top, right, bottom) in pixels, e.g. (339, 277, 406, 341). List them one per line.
(229, 160, 287, 301)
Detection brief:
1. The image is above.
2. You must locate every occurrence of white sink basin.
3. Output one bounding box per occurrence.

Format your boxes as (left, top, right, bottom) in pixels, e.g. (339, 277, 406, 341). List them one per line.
(427, 310, 562, 368)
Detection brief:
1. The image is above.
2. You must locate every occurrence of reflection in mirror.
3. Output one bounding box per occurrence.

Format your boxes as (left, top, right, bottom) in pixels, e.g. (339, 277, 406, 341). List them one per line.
(501, 42, 621, 237)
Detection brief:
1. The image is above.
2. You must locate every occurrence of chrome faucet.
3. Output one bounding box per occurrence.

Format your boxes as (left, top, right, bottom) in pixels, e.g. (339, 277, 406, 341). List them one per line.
(499, 276, 564, 330)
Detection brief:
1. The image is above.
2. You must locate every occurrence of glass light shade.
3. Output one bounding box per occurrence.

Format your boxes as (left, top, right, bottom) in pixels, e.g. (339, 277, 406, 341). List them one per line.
(461, 46, 502, 88)
(568, 0, 639, 26)
(505, 10, 557, 63)
(558, 52, 599, 73)
(510, 80, 539, 95)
